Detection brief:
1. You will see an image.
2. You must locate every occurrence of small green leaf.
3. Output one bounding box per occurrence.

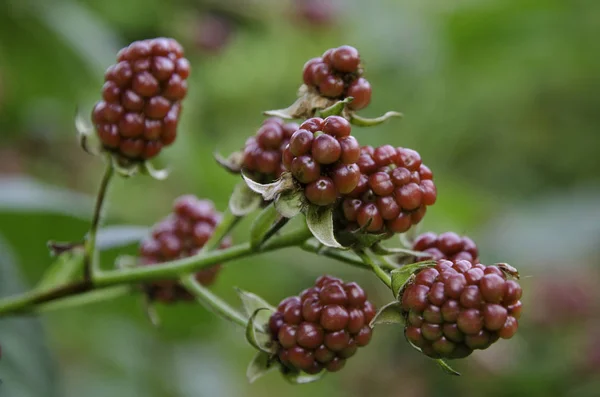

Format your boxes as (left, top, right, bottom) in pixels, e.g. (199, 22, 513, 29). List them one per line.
(275, 189, 303, 218)
(317, 97, 353, 118)
(214, 151, 243, 173)
(264, 96, 308, 120)
(350, 111, 403, 127)
(36, 250, 84, 292)
(110, 155, 140, 177)
(242, 172, 294, 202)
(305, 206, 343, 248)
(496, 263, 520, 279)
(245, 308, 273, 353)
(371, 244, 430, 258)
(283, 370, 325, 384)
(236, 288, 276, 319)
(247, 351, 277, 383)
(369, 301, 404, 327)
(435, 359, 461, 376)
(229, 181, 262, 216)
(141, 160, 169, 180)
(250, 203, 280, 249)
(391, 260, 437, 299)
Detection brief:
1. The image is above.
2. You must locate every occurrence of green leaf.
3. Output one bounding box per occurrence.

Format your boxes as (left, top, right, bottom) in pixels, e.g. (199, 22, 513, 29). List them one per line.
(391, 260, 437, 299)
(236, 288, 276, 320)
(283, 370, 325, 384)
(369, 301, 404, 327)
(140, 160, 169, 180)
(36, 249, 84, 292)
(496, 262, 520, 279)
(435, 359, 461, 376)
(317, 97, 353, 118)
(247, 351, 277, 383)
(305, 206, 343, 248)
(274, 189, 303, 218)
(229, 181, 262, 216)
(245, 308, 273, 353)
(263, 95, 308, 120)
(110, 155, 140, 178)
(350, 111, 403, 127)
(250, 203, 280, 249)
(0, 235, 60, 397)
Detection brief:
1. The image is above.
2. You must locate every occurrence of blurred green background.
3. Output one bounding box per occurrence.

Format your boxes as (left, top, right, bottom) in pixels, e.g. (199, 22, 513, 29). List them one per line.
(1, 0, 600, 396)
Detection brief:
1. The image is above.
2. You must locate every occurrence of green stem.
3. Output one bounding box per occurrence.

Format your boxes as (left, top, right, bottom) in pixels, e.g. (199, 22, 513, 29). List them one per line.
(355, 249, 392, 289)
(180, 275, 247, 328)
(300, 239, 368, 269)
(202, 207, 240, 253)
(35, 286, 132, 314)
(85, 161, 114, 279)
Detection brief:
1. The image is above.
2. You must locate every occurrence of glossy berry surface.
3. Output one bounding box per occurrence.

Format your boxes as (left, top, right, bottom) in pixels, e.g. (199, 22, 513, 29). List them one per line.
(339, 145, 437, 233)
(242, 118, 299, 182)
(92, 38, 189, 161)
(401, 260, 523, 359)
(139, 195, 231, 303)
(283, 116, 361, 206)
(412, 232, 479, 263)
(269, 275, 376, 374)
(301, 46, 372, 110)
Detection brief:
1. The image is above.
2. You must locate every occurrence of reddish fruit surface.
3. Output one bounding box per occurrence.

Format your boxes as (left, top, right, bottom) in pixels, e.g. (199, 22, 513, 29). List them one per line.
(92, 38, 189, 161)
(139, 195, 231, 303)
(412, 232, 479, 263)
(301, 45, 372, 109)
(242, 118, 299, 182)
(270, 275, 376, 374)
(283, 116, 361, 206)
(401, 260, 523, 359)
(339, 145, 437, 233)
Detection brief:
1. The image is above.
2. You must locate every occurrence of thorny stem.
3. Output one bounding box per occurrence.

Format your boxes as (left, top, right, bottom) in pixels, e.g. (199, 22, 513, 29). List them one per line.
(355, 249, 392, 289)
(85, 161, 114, 279)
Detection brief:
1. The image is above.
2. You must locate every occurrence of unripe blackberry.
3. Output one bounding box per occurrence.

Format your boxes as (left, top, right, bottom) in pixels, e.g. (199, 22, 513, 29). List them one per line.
(412, 232, 479, 263)
(242, 118, 299, 182)
(269, 275, 376, 374)
(401, 260, 523, 359)
(339, 145, 437, 234)
(139, 195, 231, 303)
(283, 116, 361, 206)
(301, 46, 372, 110)
(92, 38, 189, 161)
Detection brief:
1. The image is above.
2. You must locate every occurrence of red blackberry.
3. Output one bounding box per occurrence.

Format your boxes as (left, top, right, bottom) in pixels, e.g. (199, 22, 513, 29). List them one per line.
(282, 116, 361, 206)
(412, 232, 479, 263)
(92, 38, 189, 161)
(139, 195, 231, 303)
(242, 118, 299, 182)
(401, 260, 523, 359)
(269, 275, 376, 374)
(302, 46, 372, 110)
(340, 145, 437, 234)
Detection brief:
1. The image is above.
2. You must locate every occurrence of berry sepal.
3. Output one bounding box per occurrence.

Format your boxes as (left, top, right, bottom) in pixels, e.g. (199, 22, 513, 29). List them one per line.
(306, 205, 344, 248)
(229, 181, 262, 217)
(369, 301, 404, 327)
(264, 85, 338, 120)
(317, 97, 354, 118)
(391, 260, 437, 299)
(247, 351, 278, 383)
(214, 151, 244, 174)
(246, 308, 274, 353)
(349, 111, 403, 127)
(140, 160, 169, 180)
(242, 171, 304, 219)
(76, 108, 102, 156)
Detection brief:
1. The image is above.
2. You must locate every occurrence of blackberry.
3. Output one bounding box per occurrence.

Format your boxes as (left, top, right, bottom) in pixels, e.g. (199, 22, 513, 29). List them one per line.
(92, 38, 189, 161)
(282, 116, 361, 206)
(401, 260, 523, 359)
(242, 118, 299, 182)
(412, 232, 479, 263)
(269, 275, 376, 374)
(340, 145, 437, 234)
(139, 195, 231, 303)
(302, 46, 372, 110)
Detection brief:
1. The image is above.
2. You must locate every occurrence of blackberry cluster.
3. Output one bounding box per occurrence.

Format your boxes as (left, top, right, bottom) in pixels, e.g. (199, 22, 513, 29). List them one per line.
(302, 45, 372, 110)
(139, 195, 230, 303)
(401, 260, 523, 359)
(413, 232, 479, 263)
(269, 275, 376, 374)
(92, 38, 190, 161)
(242, 118, 299, 182)
(282, 116, 361, 206)
(340, 145, 437, 234)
